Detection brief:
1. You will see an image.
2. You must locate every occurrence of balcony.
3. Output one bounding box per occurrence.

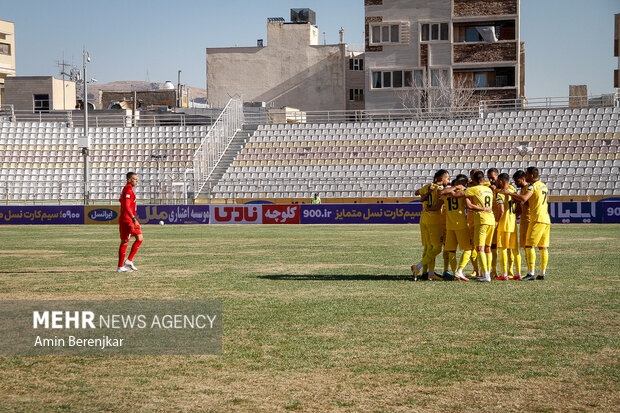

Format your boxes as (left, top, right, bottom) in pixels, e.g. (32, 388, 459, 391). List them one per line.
(453, 0, 518, 18)
(453, 41, 517, 64)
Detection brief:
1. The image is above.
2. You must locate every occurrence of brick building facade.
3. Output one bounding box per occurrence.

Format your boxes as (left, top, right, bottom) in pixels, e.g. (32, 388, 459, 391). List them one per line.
(364, 0, 522, 110)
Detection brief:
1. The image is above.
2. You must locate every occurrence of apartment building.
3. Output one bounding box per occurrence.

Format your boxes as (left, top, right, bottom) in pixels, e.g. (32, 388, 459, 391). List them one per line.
(364, 0, 522, 110)
(0, 19, 16, 106)
(615, 13, 619, 89)
(207, 9, 365, 112)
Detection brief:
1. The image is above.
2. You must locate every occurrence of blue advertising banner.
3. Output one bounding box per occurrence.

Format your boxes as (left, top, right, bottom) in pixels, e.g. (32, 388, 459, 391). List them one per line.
(137, 205, 210, 224)
(600, 200, 620, 224)
(301, 203, 423, 224)
(0, 201, 618, 225)
(549, 202, 600, 224)
(0, 206, 83, 225)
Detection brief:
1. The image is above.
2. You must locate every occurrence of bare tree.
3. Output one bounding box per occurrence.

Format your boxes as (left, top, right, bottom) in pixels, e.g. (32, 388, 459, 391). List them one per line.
(396, 71, 479, 118)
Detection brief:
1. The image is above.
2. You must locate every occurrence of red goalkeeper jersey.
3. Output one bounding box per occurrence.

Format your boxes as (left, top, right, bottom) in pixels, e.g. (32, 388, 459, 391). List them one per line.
(119, 183, 137, 223)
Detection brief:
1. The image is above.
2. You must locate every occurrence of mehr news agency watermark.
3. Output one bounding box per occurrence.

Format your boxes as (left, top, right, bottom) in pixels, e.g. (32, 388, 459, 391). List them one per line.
(0, 301, 222, 355)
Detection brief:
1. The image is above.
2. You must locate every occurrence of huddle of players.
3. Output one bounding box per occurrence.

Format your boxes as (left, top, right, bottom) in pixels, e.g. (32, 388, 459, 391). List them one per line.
(411, 166, 550, 282)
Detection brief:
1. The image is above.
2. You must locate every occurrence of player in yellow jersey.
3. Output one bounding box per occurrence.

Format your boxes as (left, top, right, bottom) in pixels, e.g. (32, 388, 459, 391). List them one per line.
(415, 182, 434, 280)
(502, 166, 550, 280)
(486, 168, 500, 278)
(494, 173, 519, 281)
(450, 170, 495, 282)
(412, 169, 450, 280)
(466, 169, 481, 277)
(511, 170, 527, 280)
(432, 174, 489, 281)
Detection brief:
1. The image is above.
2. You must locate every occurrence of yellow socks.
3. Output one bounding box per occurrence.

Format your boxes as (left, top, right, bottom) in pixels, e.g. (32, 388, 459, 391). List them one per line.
(449, 252, 457, 273)
(499, 248, 508, 275)
(512, 248, 521, 275)
(477, 249, 488, 274)
(471, 249, 479, 274)
(540, 248, 548, 275)
(526, 247, 536, 273)
(422, 245, 443, 267)
(486, 251, 493, 273)
(458, 250, 472, 271)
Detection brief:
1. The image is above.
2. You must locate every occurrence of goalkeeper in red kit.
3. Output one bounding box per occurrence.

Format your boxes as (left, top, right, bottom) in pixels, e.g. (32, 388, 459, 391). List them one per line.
(117, 172, 143, 272)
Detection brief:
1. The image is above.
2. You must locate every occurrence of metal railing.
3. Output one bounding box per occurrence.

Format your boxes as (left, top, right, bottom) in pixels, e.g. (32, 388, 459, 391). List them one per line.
(6, 109, 218, 128)
(243, 106, 481, 125)
(0, 177, 193, 205)
(0, 104, 14, 120)
(479, 94, 617, 114)
(192, 98, 243, 197)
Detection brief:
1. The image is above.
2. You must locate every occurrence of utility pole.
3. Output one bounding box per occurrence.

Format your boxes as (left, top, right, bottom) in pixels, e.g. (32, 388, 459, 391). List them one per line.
(56, 54, 71, 111)
(177, 70, 182, 108)
(82, 49, 91, 205)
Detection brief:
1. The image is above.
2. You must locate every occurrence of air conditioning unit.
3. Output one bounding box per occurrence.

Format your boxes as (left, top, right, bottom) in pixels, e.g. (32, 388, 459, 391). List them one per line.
(290, 8, 316, 25)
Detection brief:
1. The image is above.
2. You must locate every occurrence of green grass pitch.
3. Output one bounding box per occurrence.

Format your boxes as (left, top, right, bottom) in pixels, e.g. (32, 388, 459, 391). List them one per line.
(0, 224, 618, 412)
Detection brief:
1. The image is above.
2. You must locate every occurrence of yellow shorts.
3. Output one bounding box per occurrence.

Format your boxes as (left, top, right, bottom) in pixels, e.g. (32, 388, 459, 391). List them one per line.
(428, 224, 445, 247)
(491, 223, 498, 246)
(526, 222, 550, 248)
(445, 228, 472, 251)
(519, 221, 529, 248)
(497, 230, 517, 249)
(473, 224, 494, 249)
(421, 222, 443, 246)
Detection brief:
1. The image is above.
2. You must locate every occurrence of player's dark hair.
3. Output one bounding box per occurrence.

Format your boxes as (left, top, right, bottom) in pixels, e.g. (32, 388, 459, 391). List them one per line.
(455, 174, 468, 186)
(526, 166, 539, 179)
(498, 173, 510, 183)
(472, 170, 485, 184)
(469, 168, 479, 177)
(434, 169, 449, 181)
(126, 172, 136, 180)
(513, 170, 525, 180)
(487, 168, 499, 175)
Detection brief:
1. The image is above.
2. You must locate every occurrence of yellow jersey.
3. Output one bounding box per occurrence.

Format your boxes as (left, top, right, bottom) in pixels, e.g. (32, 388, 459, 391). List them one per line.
(418, 183, 432, 225)
(464, 185, 495, 226)
(442, 192, 467, 231)
(496, 185, 517, 233)
(519, 185, 530, 226)
(424, 183, 444, 225)
(526, 180, 551, 224)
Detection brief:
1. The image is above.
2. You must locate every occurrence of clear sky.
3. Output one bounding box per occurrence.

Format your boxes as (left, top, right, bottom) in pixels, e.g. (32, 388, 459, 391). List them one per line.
(3, 0, 619, 98)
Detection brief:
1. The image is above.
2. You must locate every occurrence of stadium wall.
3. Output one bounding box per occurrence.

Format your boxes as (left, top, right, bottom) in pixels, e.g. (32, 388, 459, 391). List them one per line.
(1, 200, 619, 225)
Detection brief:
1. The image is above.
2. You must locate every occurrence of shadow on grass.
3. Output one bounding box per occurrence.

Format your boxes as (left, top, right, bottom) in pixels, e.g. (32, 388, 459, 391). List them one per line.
(257, 274, 414, 281)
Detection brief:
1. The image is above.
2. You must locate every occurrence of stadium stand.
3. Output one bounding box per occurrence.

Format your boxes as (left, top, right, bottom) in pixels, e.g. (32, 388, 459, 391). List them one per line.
(0, 105, 618, 203)
(212, 106, 620, 199)
(0, 121, 206, 202)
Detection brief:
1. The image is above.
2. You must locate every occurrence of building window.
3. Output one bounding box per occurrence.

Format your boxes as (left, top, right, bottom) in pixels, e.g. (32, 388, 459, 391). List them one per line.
(349, 58, 364, 71)
(474, 73, 488, 88)
(349, 88, 364, 101)
(371, 69, 424, 89)
(455, 67, 515, 88)
(370, 24, 400, 44)
(466, 28, 483, 42)
(0, 43, 10, 56)
(430, 69, 450, 87)
(34, 94, 50, 112)
(421, 23, 449, 42)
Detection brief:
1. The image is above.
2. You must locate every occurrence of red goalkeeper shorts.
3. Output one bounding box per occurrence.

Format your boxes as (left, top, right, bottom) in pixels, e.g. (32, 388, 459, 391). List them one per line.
(119, 221, 142, 242)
